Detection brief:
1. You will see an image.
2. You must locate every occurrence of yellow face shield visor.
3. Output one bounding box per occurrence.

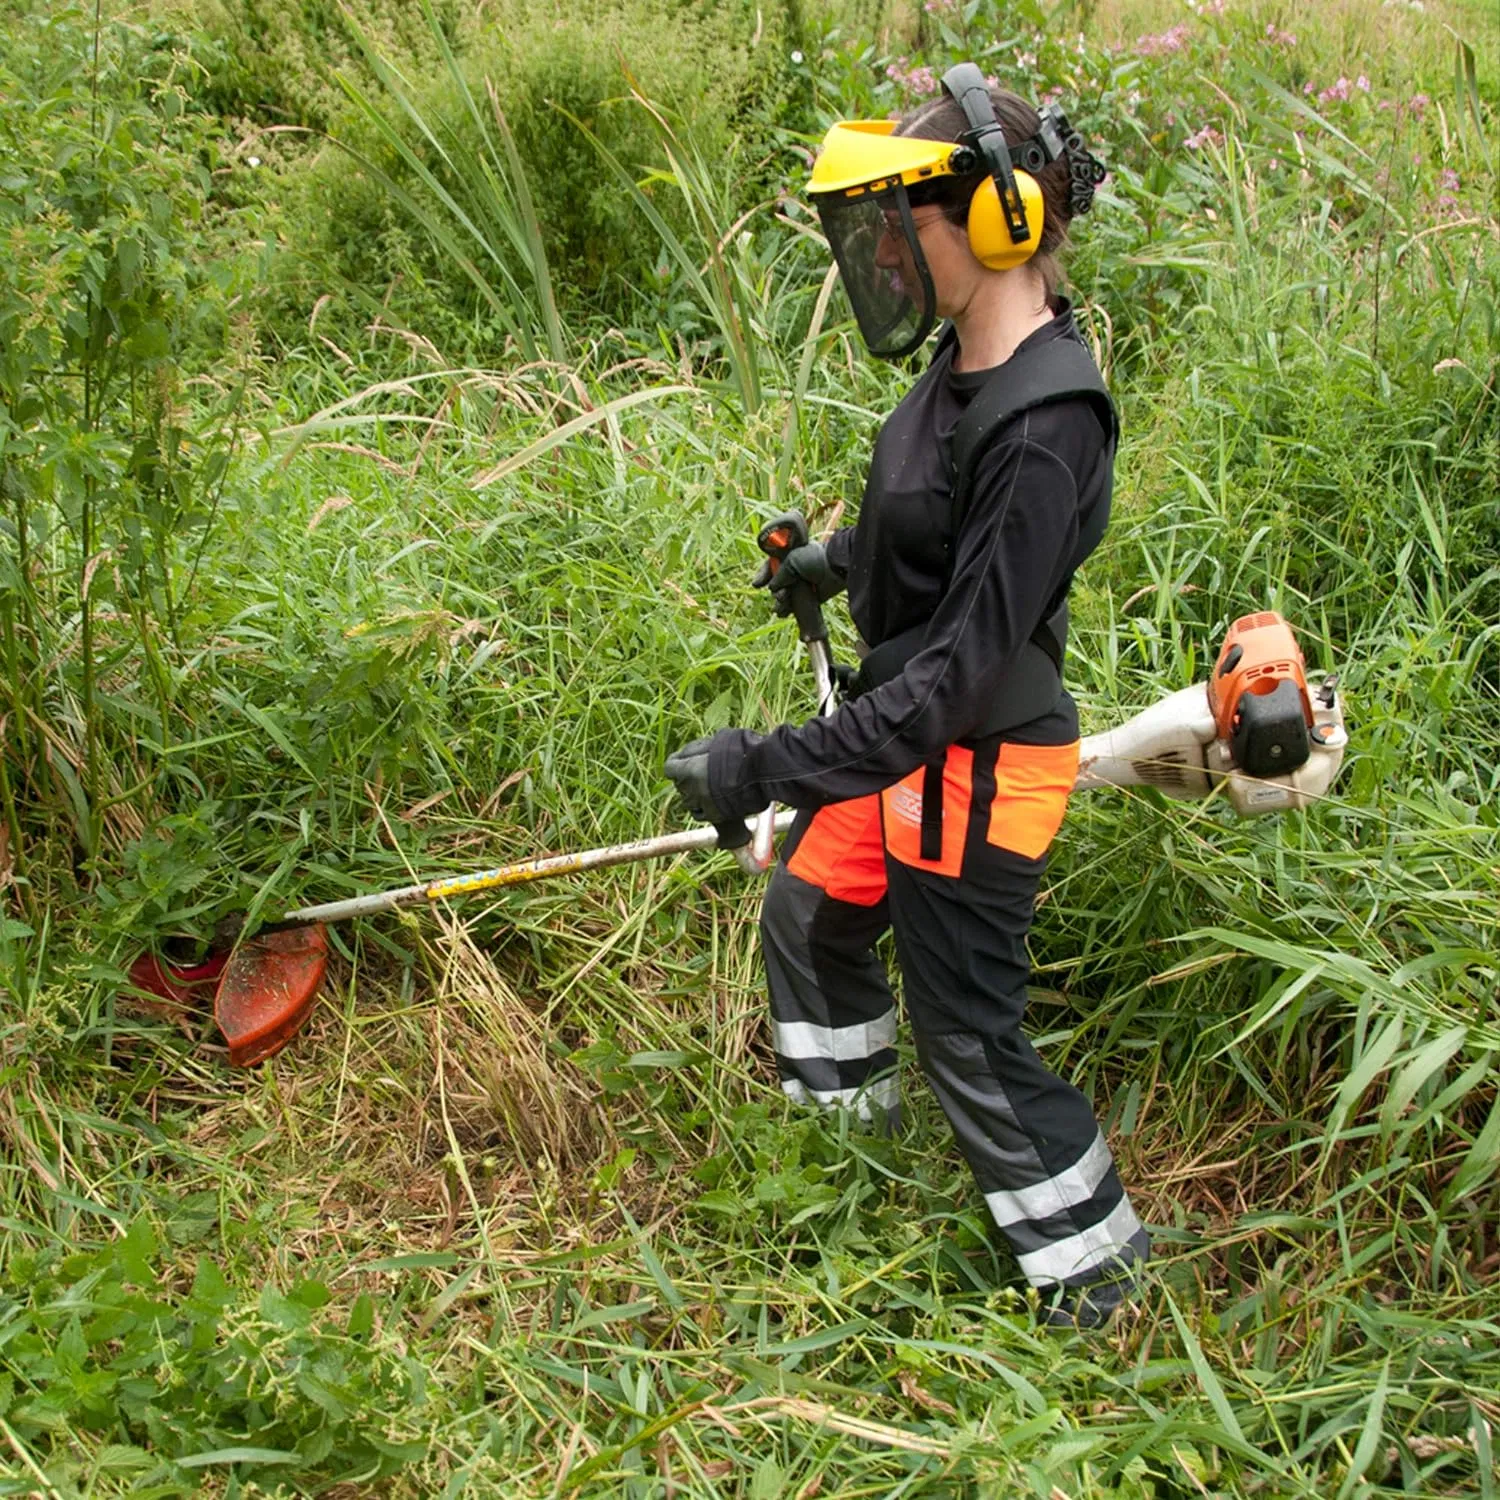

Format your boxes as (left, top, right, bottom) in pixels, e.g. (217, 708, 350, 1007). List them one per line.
(808, 120, 969, 198)
(806, 122, 967, 359)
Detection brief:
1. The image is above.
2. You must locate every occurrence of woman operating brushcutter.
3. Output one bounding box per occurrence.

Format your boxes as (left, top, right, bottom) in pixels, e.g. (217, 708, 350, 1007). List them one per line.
(664, 64, 1148, 1328)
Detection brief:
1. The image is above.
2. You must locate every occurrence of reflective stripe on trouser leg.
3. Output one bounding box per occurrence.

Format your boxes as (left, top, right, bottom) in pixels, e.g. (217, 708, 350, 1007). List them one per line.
(915, 1029, 1149, 1286)
(760, 804, 898, 1127)
(886, 737, 1149, 1291)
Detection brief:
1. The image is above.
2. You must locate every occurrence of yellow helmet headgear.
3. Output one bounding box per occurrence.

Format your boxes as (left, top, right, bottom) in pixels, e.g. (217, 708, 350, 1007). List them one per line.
(806, 65, 1104, 359)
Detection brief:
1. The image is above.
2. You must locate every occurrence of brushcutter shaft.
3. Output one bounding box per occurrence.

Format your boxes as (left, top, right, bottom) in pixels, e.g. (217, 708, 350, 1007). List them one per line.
(282, 660, 1347, 927)
(281, 810, 801, 925)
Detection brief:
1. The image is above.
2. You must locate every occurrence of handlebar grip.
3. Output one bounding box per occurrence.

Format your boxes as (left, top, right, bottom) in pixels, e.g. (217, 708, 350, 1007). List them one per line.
(754, 510, 828, 646)
(756, 511, 810, 563)
(786, 583, 830, 646)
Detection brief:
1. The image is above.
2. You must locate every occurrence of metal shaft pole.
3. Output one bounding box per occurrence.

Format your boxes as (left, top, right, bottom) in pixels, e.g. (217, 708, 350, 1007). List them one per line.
(283, 810, 800, 925)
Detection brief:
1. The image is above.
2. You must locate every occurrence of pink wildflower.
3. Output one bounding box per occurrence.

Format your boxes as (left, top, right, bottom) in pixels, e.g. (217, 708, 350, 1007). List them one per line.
(885, 59, 937, 95)
(1264, 23, 1297, 46)
(1318, 77, 1352, 104)
(895, 65, 937, 95)
(1440, 168, 1460, 191)
(1356, 75, 1371, 92)
(1303, 81, 1315, 96)
(1184, 125, 1225, 150)
(1014, 50, 1037, 69)
(1408, 93, 1429, 118)
(1136, 24, 1189, 57)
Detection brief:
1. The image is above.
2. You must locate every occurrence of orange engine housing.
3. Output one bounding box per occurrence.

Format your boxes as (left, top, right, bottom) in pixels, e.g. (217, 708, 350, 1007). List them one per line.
(1208, 612, 1315, 779)
(1208, 612, 1310, 738)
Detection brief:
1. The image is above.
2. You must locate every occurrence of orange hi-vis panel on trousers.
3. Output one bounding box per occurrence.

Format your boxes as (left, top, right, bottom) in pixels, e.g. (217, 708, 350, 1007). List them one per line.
(881, 745, 975, 877)
(785, 793, 889, 906)
(985, 740, 1079, 860)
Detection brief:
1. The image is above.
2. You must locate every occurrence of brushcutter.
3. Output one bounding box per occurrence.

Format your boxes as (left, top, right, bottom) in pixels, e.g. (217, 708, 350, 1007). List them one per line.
(125, 515, 1346, 1067)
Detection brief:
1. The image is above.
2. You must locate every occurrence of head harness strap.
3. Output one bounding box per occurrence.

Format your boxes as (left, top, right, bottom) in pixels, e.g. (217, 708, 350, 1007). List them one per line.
(940, 64, 1108, 225)
(941, 63, 1030, 246)
(1038, 103, 1108, 216)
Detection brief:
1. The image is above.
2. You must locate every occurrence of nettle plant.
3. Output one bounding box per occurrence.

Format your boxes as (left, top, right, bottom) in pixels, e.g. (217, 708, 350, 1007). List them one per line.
(0, 1221, 428, 1493)
(0, 8, 244, 884)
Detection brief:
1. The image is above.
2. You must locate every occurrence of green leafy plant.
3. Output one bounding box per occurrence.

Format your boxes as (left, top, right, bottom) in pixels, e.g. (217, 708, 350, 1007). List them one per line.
(0, 5, 247, 886)
(0, 1220, 426, 1494)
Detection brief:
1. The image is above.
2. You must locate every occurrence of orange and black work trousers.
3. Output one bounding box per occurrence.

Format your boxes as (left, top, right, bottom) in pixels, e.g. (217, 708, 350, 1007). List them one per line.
(760, 734, 1150, 1293)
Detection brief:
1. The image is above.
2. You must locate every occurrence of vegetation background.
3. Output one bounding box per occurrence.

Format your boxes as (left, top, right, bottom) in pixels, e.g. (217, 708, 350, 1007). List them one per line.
(0, 0, 1496, 1493)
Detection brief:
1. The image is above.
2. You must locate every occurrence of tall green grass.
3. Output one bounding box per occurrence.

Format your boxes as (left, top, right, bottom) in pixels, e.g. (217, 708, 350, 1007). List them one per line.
(1, 0, 1497, 1494)
(332, 0, 567, 362)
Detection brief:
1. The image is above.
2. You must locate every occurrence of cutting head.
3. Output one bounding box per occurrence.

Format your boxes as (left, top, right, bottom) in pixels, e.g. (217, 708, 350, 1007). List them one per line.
(214, 924, 329, 1066)
(125, 946, 229, 1017)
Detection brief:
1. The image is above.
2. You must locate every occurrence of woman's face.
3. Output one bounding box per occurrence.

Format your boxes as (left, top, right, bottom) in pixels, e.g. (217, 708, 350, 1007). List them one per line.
(873, 203, 979, 321)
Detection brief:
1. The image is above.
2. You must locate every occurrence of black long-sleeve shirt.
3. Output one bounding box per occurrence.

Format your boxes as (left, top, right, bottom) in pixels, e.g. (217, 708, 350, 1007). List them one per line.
(709, 300, 1115, 817)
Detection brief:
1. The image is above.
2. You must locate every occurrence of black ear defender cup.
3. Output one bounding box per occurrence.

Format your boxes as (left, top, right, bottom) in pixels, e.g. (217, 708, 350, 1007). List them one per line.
(940, 62, 1044, 271)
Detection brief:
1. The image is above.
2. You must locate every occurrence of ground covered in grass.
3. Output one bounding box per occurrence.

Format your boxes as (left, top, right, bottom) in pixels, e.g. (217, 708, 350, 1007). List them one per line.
(1, 0, 1498, 1494)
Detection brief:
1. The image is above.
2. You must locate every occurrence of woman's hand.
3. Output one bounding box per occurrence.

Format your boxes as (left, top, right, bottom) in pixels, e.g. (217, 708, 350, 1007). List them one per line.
(752, 542, 845, 616)
(664, 729, 768, 824)
(663, 736, 729, 825)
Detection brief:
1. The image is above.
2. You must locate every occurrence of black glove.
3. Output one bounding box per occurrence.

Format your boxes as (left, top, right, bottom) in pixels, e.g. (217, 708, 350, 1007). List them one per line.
(751, 542, 845, 618)
(664, 736, 733, 826)
(833, 660, 861, 700)
(664, 729, 768, 827)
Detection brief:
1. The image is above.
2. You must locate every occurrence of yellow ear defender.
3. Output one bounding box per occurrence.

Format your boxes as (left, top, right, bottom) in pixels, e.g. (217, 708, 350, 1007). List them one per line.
(941, 63, 1043, 271)
(963, 160, 1044, 270)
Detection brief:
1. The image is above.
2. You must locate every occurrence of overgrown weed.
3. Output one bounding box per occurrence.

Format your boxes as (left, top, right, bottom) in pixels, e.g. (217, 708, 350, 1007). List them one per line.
(1, 0, 1497, 1494)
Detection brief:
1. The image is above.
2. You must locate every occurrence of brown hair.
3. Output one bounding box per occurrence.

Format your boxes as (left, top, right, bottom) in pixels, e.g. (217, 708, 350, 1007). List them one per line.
(896, 88, 1074, 302)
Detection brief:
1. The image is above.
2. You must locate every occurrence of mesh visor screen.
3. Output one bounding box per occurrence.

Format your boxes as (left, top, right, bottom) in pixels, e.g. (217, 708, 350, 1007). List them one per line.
(815, 187, 935, 359)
